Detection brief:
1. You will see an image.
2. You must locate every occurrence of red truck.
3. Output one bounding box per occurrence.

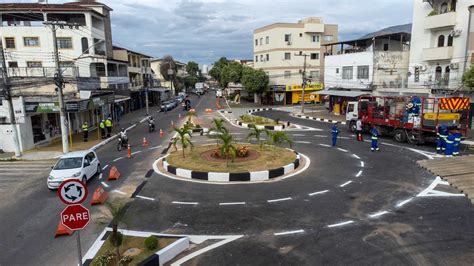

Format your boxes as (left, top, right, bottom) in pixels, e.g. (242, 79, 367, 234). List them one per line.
(345, 96, 470, 144)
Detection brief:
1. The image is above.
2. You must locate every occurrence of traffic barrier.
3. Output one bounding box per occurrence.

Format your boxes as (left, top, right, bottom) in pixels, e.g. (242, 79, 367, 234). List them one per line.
(143, 137, 148, 147)
(90, 186, 107, 205)
(205, 108, 213, 113)
(171, 120, 174, 127)
(127, 144, 132, 159)
(108, 166, 121, 181)
(160, 129, 164, 138)
(55, 220, 73, 237)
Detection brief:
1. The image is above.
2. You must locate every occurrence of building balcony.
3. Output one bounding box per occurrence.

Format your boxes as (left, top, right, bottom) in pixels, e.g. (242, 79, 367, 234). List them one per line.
(422, 46, 453, 61)
(0, 67, 79, 78)
(128, 66, 141, 73)
(99, 76, 129, 87)
(424, 12, 456, 30)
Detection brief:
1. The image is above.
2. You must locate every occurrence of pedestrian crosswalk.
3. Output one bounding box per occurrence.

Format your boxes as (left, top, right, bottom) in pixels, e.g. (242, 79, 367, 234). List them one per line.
(0, 160, 54, 190)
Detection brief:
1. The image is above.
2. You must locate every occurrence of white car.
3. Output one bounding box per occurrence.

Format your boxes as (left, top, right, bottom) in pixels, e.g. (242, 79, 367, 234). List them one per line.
(47, 150, 101, 190)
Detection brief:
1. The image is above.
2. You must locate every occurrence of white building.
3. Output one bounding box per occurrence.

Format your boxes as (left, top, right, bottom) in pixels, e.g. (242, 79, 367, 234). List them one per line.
(407, 0, 472, 95)
(201, 64, 209, 75)
(253, 17, 338, 105)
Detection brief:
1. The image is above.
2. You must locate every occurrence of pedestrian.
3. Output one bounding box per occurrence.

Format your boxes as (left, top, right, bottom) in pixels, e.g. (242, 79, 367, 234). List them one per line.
(82, 121, 89, 142)
(105, 116, 112, 138)
(445, 131, 455, 157)
(371, 126, 379, 152)
(453, 130, 462, 156)
(436, 125, 443, 154)
(331, 122, 339, 147)
(99, 119, 106, 139)
(356, 118, 363, 141)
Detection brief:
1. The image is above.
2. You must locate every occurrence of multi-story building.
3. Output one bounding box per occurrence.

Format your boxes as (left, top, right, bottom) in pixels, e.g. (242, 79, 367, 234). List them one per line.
(150, 59, 187, 95)
(407, 0, 472, 95)
(0, 1, 128, 152)
(253, 17, 338, 105)
(322, 24, 411, 114)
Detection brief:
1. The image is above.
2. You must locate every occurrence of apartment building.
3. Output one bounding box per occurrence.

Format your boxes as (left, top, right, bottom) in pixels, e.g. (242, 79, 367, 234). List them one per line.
(150, 59, 187, 96)
(253, 17, 338, 105)
(0, 1, 126, 152)
(407, 0, 472, 95)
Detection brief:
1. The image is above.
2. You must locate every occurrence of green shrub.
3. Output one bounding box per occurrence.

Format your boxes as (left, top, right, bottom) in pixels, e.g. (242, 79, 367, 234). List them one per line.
(427, 10, 437, 16)
(96, 250, 115, 266)
(144, 236, 158, 250)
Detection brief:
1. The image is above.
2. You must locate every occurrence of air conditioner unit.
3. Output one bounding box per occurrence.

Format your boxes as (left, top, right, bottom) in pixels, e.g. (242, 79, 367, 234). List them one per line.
(449, 29, 462, 37)
(449, 63, 459, 70)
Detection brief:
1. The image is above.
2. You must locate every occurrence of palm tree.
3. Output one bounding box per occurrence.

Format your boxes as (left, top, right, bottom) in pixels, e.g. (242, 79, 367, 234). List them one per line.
(266, 131, 293, 159)
(208, 118, 228, 146)
(247, 124, 268, 150)
(186, 110, 197, 123)
(218, 132, 237, 167)
(172, 124, 193, 158)
(104, 201, 130, 263)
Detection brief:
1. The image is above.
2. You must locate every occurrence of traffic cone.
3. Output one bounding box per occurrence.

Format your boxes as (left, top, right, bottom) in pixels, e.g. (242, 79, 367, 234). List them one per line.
(160, 129, 164, 138)
(143, 137, 148, 147)
(179, 113, 181, 119)
(90, 186, 107, 205)
(108, 166, 121, 181)
(127, 144, 132, 159)
(171, 120, 174, 127)
(55, 220, 73, 237)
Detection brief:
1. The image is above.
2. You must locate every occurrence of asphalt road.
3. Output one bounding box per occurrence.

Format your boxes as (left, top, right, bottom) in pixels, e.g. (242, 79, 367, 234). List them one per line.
(1, 94, 474, 265)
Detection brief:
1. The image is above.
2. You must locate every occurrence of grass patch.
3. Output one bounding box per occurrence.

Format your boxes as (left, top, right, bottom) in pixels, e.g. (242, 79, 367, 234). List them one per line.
(91, 235, 177, 266)
(239, 114, 279, 126)
(167, 144, 296, 172)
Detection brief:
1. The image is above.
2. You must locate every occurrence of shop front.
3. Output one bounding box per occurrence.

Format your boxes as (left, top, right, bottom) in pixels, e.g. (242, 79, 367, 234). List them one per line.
(315, 90, 368, 116)
(285, 84, 323, 105)
(24, 102, 61, 144)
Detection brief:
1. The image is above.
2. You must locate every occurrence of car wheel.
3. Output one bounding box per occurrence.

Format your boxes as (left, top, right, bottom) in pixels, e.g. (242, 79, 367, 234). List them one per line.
(82, 176, 87, 184)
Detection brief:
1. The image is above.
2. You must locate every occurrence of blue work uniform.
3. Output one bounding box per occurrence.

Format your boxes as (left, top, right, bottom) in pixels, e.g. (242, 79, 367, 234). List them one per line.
(331, 125, 339, 146)
(437, 125, 448, 153)
(371, 127, 379, 151)
(453, 132, 462, 156)
(445, 133, 455, 156)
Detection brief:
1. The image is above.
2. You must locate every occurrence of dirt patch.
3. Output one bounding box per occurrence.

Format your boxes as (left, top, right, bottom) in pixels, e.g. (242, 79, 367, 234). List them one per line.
(200, 149, 260, 163)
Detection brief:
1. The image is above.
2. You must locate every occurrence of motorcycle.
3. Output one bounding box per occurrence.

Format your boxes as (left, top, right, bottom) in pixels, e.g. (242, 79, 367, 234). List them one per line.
(117, 136, 128, 151)
(148, 120, 155, 132)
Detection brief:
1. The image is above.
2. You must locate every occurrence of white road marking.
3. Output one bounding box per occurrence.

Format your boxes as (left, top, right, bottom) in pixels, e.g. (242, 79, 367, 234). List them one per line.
(113, 157, 123, 162)
(98, 173, 103, 180)
(131, 150, 142, 155)
(136, 195, 156, 201)
(267, 197, 292, 203)
(368, 211, 389, 218)
(172, 201, 199, 205)
(308, 190, 329, 196)
(407, 148, 435, 160)
(327, 220, 354, 228)
(337, 148, 348, 152)
(319, 144, 331, 147)
(100, 181, 109, 188)
(339, 136, 350, 139)
(396, 198, 413, 208)
(292, 134, 306, 137)
(417, 176, 466, 197)
(438, 180, 450, 186)
(381, 142, 398, 147)
(352, 154, 360, 159)
(148, 145, 162, 150)
(219, 202, 246, 206)
(113, 190, 127, 195)
(296, 141, 311, 144)
(102, 164, 109, 171)
(339, 181, 353, 187)
(314, 135, 328, 137)
(355, 170, 363, 177)
(360, 161, 365, 167)
(274, 229, 305, 236)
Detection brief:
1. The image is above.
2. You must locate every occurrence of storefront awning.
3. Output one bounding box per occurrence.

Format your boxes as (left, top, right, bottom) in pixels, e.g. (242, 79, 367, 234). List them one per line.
(114, 96, 130, 103)
(148, 87, 170, 93)
(314, 90, 368, 97)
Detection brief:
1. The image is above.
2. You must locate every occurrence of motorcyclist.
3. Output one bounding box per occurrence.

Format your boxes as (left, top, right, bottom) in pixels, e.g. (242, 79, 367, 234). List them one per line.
(147, 116, 155, 131)
(120, 128, 128, 145)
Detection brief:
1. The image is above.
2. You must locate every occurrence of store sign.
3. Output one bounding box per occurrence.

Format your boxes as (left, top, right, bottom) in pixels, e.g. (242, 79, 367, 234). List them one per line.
(286, 84, 323, 92)
(25, 102, 60, 113)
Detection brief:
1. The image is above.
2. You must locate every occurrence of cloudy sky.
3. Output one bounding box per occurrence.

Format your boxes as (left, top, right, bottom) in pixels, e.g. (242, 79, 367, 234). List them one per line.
(12, 0, 413, 66)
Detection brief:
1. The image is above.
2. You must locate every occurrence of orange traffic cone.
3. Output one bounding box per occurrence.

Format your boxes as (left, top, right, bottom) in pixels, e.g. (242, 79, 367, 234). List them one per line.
(55, 220, 73, 237)
(90, 186, 107, 205)
(108, 166, 121, 181)
(143, 137, 148, 147)
(160, 129, 164, 138)
(127, 144, 132, 159)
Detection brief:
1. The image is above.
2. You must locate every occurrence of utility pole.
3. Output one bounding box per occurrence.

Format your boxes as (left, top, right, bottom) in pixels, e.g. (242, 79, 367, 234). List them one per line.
(295, 53, 308, 114)
(0, 41, 21, 157)
(44, 21, 69, 154)
(144, 75, 150, 116)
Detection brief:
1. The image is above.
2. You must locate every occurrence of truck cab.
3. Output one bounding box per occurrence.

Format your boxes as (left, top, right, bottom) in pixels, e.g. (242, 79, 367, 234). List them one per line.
(346, 101, 359, 132)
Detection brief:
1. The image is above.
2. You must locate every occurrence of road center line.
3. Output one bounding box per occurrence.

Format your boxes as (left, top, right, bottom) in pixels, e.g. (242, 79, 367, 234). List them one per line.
(355, 170, 363, 177)
(136, 195, 156, 201)
(267, 197, 292, 203)
(360, 161, 365, 167)
(396, 198, 413, 208)
(296, 141, 311, 144)
(327, 220, 354, 228)
(339, 136, 350, 139)
(219, 202, 246, 206)
(172, 201, 199, 205)
(368, 211, 389, 218)
(352, 154, 360, 159)
(102, 164, 109, 171)
(319, 144, 331, 147)
(113, 157, 123, 162)
(131, 151, 142, 155)
(337, 148, 348, 152)
(314, 135, 328, 137)
(308, 190, 329, 196)
(274, 229, 305, 236)
(100, 181, 109, 188)
(148, 145, 162, 150)
(339, 181, 353, 187)
(113, 189, 126, 195)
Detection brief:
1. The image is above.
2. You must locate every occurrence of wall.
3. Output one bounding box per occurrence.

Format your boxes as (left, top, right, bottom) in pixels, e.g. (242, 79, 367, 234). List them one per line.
(324, 51, 374, 90)
(0, 98, 34, 152)
(373, 51, 410, 90)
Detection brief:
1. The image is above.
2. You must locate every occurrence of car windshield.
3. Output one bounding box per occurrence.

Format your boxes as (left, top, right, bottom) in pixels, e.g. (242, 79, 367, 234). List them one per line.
(54, 157, 83, 170)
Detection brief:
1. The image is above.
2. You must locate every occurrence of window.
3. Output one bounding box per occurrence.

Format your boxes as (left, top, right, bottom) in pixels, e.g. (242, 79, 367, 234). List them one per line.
(299, 51, 303, 55)
(266, 54, 269, 61)
(284, 71, 291, 79)
(310, 53, 319, 60)
(438, 35, 445, 47)
(266, 36, 269, 44)
(435, 66, 442, 81)
(255, 39, 258, 46)
(324, 35, 333, 42)
(4, 37, 15, 49)
(311, 35, 320, 43)
(310, 71, 320, 81)
(255, 55, 258, 62)
(260, 55, 263, 61)
(336, 68, 339, 74)
(342, 66, 353, 79)
(357, 66, 369, 79)
(259, 38, 263, 45)
(440, 2, 448, 14)
(23, 37, 39, 47)
(57, 37, 73, 49)
(27, 61, 42, 68)
(447, 34, 453, 46)
(383, 43, 389, 51)
(81, 37, 89, 54)
(8, 61, 18, 68)
(299, 33, 303, 37)
(284, 34, 292, 43)
(284, 52, 291, 60)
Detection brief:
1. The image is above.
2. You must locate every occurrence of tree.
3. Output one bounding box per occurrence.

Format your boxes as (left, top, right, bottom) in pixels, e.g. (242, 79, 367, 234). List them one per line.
(241, 66, 269, 104)
(104, 201, 130, 263)
(160, 55, 178, 94)
(172, 124, 193, 158)
(209, 57, 228, 82)
(218, 131, 237, 167)
(220, 61, 243, 88)
(184, 75, 199, 89)
(208, 118, 228, 146)
(186, 61, 199, 76)
(265, 131, 293, 159)
(462, 66, 474, 91)
(247, 124, 268, 150)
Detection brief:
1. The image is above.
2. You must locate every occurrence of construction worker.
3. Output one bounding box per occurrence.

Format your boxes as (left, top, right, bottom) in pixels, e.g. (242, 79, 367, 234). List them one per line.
(436, 126, 443, 154)
(99, 119, 106, 139)
(453, 130, 462, 156)
(331, 122, 339, 147)
(82, 122, 89, 142)
(105, 116, 113, 138)
(439, 124, 448, 154)
(445, 131, 455, 157)
(371, 126, 379, 152)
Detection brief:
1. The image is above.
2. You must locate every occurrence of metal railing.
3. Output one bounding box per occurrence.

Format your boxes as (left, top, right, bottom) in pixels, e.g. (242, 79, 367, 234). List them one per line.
(0, 67, 79, 78)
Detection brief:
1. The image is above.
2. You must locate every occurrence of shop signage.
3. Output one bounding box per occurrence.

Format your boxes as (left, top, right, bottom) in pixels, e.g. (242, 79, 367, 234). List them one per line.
(25, 102, 60, 113)
(286, 84, 323, 92)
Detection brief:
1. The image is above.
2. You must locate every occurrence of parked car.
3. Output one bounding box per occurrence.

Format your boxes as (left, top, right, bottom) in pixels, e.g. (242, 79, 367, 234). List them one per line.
(47, 150, 100, 190)
(160, 100, 175, 111)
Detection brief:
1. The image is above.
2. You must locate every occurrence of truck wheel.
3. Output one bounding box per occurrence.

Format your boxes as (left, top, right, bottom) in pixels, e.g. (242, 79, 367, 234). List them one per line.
(394, 129, 407, 143)
(406, 131, 418, 145)
(349, 121, 357, 133)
